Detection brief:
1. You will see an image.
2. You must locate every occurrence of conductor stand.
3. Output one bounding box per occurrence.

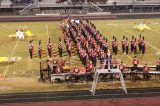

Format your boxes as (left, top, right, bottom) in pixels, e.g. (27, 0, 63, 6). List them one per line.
(90, 62, 127, 96)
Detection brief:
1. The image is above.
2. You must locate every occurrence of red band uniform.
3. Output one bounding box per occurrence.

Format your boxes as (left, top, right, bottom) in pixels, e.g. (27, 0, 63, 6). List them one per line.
(28, 40, 34, 59)
(143, 64, 149, 80)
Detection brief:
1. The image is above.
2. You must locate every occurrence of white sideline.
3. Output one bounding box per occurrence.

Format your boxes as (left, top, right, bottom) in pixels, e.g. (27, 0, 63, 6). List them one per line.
(46, 23, 49, 38)
(3, 24, 26, 76)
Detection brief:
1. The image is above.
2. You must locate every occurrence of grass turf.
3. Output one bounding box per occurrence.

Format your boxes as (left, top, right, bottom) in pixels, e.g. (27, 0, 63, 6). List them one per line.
(0, 18, 160, 93)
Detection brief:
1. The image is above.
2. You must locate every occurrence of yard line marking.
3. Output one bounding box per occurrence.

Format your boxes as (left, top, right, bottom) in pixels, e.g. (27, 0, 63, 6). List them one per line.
(46, 24, 49, 38)
(3, 24, 26, 76)
(146, 42, 160, 52)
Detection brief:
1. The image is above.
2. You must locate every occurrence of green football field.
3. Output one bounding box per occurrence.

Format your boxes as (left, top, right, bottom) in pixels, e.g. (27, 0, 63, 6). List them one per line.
(0, 18, 160, 93)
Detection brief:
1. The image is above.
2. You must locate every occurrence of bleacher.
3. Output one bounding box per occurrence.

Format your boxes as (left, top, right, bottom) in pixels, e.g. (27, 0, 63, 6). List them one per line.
(0, 0, 11, 8)
(0, 0, 160, 15)
(10, 0, 34, 6)
(134, 0, 160, 5)
(0, 0, 2, 5)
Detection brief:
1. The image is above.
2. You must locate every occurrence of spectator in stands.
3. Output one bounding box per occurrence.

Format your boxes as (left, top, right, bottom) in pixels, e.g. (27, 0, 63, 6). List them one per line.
(11, 0, 33, 6)
(156, 58, 160, 71)
(143, 63, 149, 80)
(56, 0, 68, 3)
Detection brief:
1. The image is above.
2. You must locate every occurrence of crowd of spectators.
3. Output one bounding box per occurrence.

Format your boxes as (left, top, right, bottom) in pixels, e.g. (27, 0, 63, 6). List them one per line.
(56, 0, 67, 3)
(56, 0, 107, 4)
(10, 0, 34, 6)
(87, 0, 107, 3)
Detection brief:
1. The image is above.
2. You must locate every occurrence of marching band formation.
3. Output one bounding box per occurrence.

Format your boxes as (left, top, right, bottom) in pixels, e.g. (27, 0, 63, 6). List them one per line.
(28, 17, 160, 81)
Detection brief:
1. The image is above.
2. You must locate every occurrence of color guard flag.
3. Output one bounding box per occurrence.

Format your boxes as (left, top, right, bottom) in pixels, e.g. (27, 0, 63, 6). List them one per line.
(134, 22, 151, 31)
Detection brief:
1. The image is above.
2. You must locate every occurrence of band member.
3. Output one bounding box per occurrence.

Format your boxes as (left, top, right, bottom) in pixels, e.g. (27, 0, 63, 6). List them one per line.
(58, 37, 63, 57)
(20, 30, 24, 40)
(141, 36, 146, 54)
(28, 40, 34, 59)
(73, 65, 80, 82)
(112, 36, 115, 53)
(38, 40, 42, 59)
(102, 38, 108, 53)
(47, 38, 52, 58)
(156, 58, 160, 71)
(68, 42, 72, 57)
(119, 62, 125, 72)
(143, 63, 149, 80)
(130, 36, 134, 52)
(132, 56, 139, 71)
(122, 36, 125, 52)
(82, 50, 87, 66)
(92, 51, 97, 67)
(130, 56, 139, 79)
(100, 52, 105, 65)
(138, 34, 142, 51)
(86, 61, 94, 81)
(105, 50, 112, 69)
(55, 64, 62, 74)
(113, 38, 118, 55)
(87, 61, 95, 72)
(52, 54, 58, 73)
(16, 30, 24, 40)
(133, 38, 137, 54)
(112, 58, 118, 69)
(60, 58, 66, 67)
(16, 30, 20, 39)
(125, 37, 129, 55)
(40, 69, 44, 82)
